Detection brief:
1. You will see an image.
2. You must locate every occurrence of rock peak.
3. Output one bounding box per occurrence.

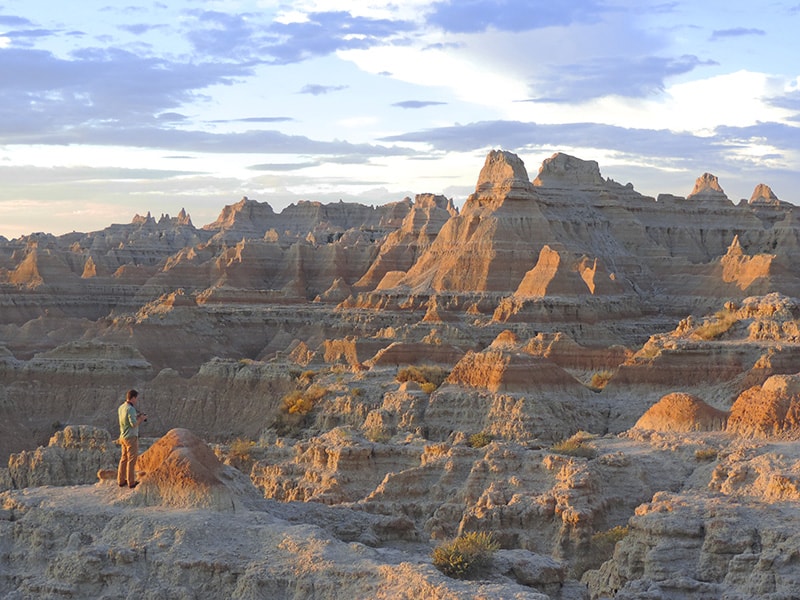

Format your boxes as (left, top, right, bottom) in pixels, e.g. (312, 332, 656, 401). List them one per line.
(474, 150, 530, 193)
(750, 183, 780, 205)
(532, 152, 604, 188)
(688, 172, 727, 199)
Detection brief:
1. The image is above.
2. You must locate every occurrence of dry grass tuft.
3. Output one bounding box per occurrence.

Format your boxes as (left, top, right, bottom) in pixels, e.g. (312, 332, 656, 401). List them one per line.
(432, 532, 499, 579)
(396, 365, 449, 390)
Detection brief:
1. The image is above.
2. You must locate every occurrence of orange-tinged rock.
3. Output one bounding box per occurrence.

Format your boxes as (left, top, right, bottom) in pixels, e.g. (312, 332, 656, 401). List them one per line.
(633, 392, 728, 432)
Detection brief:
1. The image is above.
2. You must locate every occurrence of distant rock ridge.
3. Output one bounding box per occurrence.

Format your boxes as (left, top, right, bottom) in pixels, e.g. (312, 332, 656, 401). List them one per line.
(532, 152, 604, 188)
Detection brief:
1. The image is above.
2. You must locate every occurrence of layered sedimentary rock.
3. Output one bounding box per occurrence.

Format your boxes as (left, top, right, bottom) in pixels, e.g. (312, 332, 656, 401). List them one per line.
(726, 374, 800, 438)
(3, 149, 800, 599)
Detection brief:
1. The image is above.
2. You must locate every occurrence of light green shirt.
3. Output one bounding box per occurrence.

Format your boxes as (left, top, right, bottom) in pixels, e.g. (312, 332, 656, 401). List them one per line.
(118, 401, 139, 440)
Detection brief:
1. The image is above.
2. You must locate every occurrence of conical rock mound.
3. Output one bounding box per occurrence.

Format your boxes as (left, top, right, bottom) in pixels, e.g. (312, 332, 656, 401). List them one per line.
(472, 149, 534, 202)
(130, 428, 263, 510)
(633, 392, 728, 432)
(750, 183, 780, 205)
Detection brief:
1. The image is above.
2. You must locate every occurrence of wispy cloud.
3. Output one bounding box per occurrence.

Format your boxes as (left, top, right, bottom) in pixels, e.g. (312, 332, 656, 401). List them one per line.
(0, 46, 251, 135)
(0, 15, 34, 26)
(527, 55, 716, 102)
(248, 161, 320, 171)
(182, 9, 415, 65)
(392, 100, 447, 109)
(209, 116, 295, 124)
(710, 27, 766, 41)
(299, 84, 348, 95)
(380, 119, 736, 161)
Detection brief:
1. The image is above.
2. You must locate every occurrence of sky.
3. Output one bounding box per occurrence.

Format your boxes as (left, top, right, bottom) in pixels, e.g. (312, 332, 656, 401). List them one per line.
(0, 0, 798, 239)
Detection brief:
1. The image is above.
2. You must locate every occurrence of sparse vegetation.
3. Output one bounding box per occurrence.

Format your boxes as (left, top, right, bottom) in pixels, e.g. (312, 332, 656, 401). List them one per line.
(694, 309, 738, 340)
(277, 384, 330, 435)
(282, 391, 314, 416)
(228, 437, 255, 462)
(420, 382, 438, 394)
(589, 370, 614, 390)
(296, 369, 316, 386)
(694, 447, 719, 461)
(431, 531, 499, 579)
(364, 425, 391, 443)
(591, 525, 630, 558)
(396, 365, 449, 390)
(468, 432, 493, 448)
(283, 384, 328, 415)
(551, 433, 598, 459)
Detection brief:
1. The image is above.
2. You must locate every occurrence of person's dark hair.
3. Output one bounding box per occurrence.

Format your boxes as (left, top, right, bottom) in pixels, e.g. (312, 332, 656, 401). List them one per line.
(126, 389, 139, 402)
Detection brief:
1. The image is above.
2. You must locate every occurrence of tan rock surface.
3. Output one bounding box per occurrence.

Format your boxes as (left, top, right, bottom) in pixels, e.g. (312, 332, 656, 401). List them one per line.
(633, 392, 728, 433)
(132, 427, 263, 510)
(726, 374, 800, 438)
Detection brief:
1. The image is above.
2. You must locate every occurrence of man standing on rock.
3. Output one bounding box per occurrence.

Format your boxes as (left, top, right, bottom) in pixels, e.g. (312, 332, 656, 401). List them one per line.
(117, 389, 146, 489)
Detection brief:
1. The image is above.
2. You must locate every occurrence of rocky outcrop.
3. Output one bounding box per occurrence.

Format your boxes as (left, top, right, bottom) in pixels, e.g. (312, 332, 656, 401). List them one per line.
(633, 393, 728, 433)
(514, 245, 627, 297)
(584, 489, 800, 599)
(3, 425, 116, 490)
(130, 428, 263, 510)
(4, 150, 800, 598)
(0, 481, 560, 599)
(354, 194, 457, 292)
(726, 374, 800, 438)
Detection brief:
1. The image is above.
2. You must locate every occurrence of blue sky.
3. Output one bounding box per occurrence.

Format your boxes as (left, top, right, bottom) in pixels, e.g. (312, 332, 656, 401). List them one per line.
(0, 0, 798, 238)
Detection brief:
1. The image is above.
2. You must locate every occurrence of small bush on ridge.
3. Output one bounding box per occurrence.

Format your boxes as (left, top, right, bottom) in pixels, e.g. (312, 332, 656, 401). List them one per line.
(590, 370, 614, 390)
(396, 365, 449, 390)
(432, 532, 499, 579)
(551, 435, 597, 459)
(468, 432, 493, 448)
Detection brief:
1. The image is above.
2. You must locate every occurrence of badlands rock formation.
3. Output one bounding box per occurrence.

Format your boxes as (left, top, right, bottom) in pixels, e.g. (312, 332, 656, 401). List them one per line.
(2, 150, 800, 598)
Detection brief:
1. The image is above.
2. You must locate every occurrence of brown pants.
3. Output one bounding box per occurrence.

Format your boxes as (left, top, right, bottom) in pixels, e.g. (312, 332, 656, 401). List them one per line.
(117, 436, 139, 486)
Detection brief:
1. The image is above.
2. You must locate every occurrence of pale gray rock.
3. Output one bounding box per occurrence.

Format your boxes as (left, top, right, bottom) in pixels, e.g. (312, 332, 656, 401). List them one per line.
(5, 425, 116, 490)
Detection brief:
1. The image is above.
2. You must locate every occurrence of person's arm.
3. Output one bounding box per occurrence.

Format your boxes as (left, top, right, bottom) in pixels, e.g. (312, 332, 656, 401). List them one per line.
(125, 405, 140, 429)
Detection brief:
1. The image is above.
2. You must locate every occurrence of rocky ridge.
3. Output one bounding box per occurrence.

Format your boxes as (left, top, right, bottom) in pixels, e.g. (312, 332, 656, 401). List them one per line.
(2, 150, 800, 598)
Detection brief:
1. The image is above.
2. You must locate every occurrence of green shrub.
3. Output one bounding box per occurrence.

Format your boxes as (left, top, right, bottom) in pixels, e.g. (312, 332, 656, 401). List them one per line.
(431, 532, 499, 579)
(468, 432, 493, 448)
